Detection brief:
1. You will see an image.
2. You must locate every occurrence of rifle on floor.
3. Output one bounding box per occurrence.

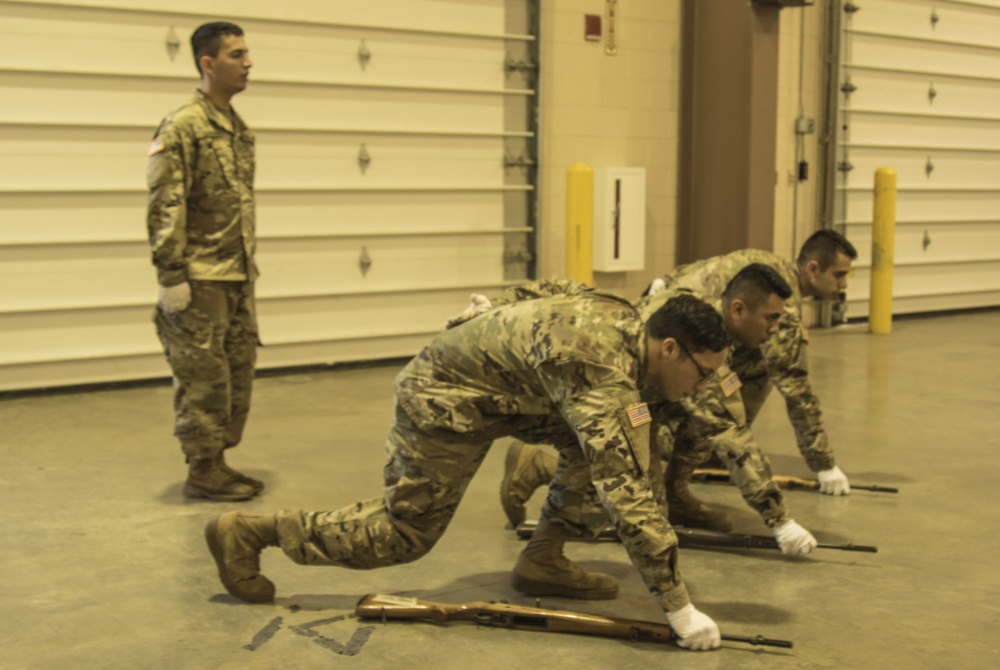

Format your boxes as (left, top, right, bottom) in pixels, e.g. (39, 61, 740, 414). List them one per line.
(515, 520, 878, 553)
(355, 593, 792, 649)
(692, 467, 899, 494)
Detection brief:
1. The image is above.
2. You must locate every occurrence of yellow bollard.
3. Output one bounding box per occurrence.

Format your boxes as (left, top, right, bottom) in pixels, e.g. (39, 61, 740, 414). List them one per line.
(869, 167, 896, 334)
(565, 163, 594, 285)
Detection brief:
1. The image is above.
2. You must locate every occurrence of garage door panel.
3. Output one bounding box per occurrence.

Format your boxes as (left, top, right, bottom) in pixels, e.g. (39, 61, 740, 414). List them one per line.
(844, 221, 1000, 266)
(0, 305, 157, 367)
(849, 0, 1000, 46)
(0, 11, 193, 77)
(848, 33, 1000, 79)
(0, 243, 153, 312)
(259, 236, 505, 297)
(0, 125, 149, 190)
(843, 189, 1000, 223)
(1, 0, 508, 36)
(0, 192, 144, 244)
(843, 69, 1000, 119)
(258, 135, 505, 187)
(244, 84, 505, 132)
(0, 71, 191, 126)
(255, 30, 505, 90)
(844, 113, 1000, 147)
(258, 290, 490, 345)
(256, 191, 505, 237)
(843, 148, 1000, 189)
(850, 260, 1000, 301)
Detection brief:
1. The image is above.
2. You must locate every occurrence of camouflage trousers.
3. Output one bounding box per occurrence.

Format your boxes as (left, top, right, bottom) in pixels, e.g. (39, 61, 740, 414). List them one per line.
(154, 279, 258, 460)
(665, 356, 786, 525)
(275, 405, 493, 568)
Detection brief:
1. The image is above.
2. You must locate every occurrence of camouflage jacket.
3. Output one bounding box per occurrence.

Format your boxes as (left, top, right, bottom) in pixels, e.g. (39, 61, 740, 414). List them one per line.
(398, 278, 692, 611)
(661, 249, 833, 472)
(634, 287, 788, 526)
(146, 91, 257, 287)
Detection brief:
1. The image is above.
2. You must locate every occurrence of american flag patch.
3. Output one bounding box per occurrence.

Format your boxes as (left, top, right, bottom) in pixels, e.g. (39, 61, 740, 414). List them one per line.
(626, 402, 652, 427)
(147, 135, 165, 156)
(720, 372, 743, 397)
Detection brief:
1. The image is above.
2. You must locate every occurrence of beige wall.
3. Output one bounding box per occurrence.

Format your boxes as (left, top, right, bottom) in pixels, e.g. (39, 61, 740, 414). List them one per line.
(538, 1, 827, 301)
(538, 0, 682, 298)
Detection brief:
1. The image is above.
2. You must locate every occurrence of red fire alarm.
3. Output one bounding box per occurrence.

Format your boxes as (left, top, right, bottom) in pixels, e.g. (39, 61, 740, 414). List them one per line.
(585, 14, 602, 42)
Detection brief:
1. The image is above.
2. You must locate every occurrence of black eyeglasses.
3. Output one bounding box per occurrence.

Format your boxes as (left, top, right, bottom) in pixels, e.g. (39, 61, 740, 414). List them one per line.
(676, 340, 715, 384)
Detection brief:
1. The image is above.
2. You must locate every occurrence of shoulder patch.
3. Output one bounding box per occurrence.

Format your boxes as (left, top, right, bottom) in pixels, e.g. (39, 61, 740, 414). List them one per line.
(720, 372, 743, 398)
(147, 136, 165, 156)
(626, 403, 652, 428)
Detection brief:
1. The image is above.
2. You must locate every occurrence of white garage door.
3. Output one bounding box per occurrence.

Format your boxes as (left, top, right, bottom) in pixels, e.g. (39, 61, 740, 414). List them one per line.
(835, 0, 1000, 317)
(0, 0, 538, 392)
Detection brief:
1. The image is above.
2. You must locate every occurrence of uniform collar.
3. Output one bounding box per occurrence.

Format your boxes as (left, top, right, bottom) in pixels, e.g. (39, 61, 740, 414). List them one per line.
(194, 89, 241, 134)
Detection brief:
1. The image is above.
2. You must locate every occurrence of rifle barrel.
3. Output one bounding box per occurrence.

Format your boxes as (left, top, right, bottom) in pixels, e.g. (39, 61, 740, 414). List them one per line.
(722, 634, 793, 649)
(816, 543, 878, 553)
(356, 594, 794, 649)
(692, 468, 899, 494)
(851, 484, 899, 493)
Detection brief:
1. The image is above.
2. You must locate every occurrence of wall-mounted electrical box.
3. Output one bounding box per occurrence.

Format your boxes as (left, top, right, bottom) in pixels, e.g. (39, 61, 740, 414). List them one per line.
(593, 166, 646, 272)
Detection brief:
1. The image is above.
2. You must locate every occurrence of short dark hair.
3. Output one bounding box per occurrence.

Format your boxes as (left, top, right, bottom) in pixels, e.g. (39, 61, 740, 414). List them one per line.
(722, 263, 792, 310)
(191, 22, 244, 75)
(797, 229, 858, 270)
(646, 293, 732, 353)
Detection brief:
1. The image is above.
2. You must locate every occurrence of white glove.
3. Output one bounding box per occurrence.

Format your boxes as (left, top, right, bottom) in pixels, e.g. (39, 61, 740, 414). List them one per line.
(159, 282, 191, 312)
(666, 603, 721, 651)
(444, 293, 492, 328)
(646, 277, 667, 296)
(773, 519, 818, 557)
(817, 466, 850, 495)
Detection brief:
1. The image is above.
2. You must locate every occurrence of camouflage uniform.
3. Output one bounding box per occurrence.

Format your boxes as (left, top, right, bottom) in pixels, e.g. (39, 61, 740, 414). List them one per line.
(147, 90, 258, 461)
(637, 249, 832, 527)
(274, 279, 693, 611)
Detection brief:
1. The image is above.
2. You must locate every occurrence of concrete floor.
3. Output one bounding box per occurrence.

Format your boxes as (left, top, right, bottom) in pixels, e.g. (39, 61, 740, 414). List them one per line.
(2, 310, 999, 669)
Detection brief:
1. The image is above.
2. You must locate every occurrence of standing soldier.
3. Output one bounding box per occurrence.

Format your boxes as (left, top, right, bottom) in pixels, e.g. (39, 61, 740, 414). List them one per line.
(147, 22, 261, 501)
(206, 280, 731, 651)
(500, 231, 857, 535)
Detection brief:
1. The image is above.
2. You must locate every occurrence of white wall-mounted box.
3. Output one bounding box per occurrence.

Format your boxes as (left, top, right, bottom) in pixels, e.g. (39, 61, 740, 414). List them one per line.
(593, 167, 646, 272)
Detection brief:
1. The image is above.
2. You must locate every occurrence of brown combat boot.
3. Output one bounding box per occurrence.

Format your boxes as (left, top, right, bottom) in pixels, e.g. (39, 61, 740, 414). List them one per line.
(511, 519, 619, 600)
(205, 512, 279, 603)
(218, 452, 265, 494)
(185, 457, 256, 502)
(500, 441, 558, 528)
(665, 459, 733, 532)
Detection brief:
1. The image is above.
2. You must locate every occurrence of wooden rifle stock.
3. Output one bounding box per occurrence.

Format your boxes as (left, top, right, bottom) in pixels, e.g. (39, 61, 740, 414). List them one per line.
(355, 593, 793, 648)
(692, 468, 899, 494)
(514, 520, 878, 553)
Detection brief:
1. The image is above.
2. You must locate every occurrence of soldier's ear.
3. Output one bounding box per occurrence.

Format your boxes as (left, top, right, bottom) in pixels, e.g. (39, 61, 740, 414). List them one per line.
(729, 298, 747, 321)
(200, 54, 215, 78)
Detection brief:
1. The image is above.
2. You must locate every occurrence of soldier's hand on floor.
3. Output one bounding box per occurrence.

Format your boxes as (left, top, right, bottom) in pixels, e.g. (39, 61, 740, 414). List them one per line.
(666, 603, 721, 650)
(159, 281, 192, 312)
(773, 519, 817, 557)
(445, 293, 492, 328)
(817, 466, 850, 495)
